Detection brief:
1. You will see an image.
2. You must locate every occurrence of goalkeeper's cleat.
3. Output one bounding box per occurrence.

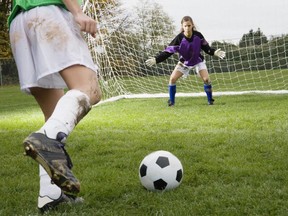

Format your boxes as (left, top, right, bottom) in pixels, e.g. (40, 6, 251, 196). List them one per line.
(208, 98, 215, 105)
(38, 191, 84, 212)
(168, 99, 175, 107)
(23, 133, 80, 195)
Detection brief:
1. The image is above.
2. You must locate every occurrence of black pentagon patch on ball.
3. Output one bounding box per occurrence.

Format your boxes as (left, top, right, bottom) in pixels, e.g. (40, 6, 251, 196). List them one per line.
(139, 164, 147, 177)
(154, 179, 168, 190)
(156, 156, 170, 168)
(176, 169, 183, 182)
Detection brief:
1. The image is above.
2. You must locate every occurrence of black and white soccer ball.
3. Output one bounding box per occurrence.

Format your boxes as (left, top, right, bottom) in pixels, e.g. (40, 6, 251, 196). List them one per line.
(139, 150, 183, 191)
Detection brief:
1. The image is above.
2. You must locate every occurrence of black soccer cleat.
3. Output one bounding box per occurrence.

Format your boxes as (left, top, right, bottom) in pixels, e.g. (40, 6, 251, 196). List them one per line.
(23, 133, 80, 195)
(168, 99, 175, 107)
(38, 192, 84, 212)
(208, 98, 215, 105)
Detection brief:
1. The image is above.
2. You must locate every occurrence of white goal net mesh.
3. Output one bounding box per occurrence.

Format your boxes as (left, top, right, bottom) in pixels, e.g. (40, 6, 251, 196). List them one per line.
(83, 0, 288, 101)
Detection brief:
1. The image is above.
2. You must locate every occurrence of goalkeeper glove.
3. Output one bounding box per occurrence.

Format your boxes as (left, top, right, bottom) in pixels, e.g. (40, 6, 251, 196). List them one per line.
(214, 49, 226, 59)
(145, 57, 156, 67)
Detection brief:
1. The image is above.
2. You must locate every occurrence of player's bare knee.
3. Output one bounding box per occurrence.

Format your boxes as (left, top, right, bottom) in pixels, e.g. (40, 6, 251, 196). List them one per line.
(90, 88, 102, 105)
(203, 78, 210, 84)
(169, 77, 177, 84)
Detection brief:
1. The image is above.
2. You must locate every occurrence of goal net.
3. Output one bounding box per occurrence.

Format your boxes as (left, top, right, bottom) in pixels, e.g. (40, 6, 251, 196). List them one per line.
(83, 0, 288, 101)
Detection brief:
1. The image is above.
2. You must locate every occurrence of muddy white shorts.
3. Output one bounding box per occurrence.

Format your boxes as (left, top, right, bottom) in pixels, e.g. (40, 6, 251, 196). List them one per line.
(9, 5, 97, 94)
(175, 61, 207, 78)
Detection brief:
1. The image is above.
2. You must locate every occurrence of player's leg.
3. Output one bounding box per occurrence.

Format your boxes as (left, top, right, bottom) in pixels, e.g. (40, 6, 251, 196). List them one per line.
(38, 160, 83, 212)
(24, 71, 99, 198)
(196, 62, 214, 105)
(30, 88, 65, 211)
(16, 5, 100, 197)
(30, 88, 83, 211)
(60, 65, 101, 105)
(37, 165, 62, 211)
(168, 67, 183, 106)
(9, 7, 74, 211)
(25, 66, 102, 196)
(37, 65, 101, 141)
(198, 69, 214, 105)
(30, 88, 64, 121)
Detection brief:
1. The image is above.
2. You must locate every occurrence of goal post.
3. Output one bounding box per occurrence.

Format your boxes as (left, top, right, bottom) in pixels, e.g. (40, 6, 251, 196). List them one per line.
(83, 0, 288, 102)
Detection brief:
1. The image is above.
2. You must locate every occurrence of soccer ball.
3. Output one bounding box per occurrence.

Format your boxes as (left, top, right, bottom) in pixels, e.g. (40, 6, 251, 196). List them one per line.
(139, 150, 183, 191)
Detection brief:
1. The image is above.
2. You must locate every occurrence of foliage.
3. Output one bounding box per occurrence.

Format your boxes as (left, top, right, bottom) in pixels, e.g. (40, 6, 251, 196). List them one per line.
(0, 0, 12, 58)
(128, 0, 176, 76)
(133, 0, 175, 52)
(90, 0, 176, 78)
(207, 31, 288, 73)
(239, 28, 268, 48)
(0, 58, 18, 84)
(1, 0, 288, 90)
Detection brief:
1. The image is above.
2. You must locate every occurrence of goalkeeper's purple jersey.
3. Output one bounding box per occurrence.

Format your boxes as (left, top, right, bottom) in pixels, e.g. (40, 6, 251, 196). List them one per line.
(155, 31, 215, 67)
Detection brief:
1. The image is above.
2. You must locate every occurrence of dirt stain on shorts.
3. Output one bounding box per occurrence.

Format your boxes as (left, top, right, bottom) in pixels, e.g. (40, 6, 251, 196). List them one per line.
(27, 17, 69, 51)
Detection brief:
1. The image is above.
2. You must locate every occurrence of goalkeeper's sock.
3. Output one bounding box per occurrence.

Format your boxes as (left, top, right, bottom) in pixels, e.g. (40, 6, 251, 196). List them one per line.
(37, 89, 91, 140)
(204, 83, 213, 103)
(169, 84, 176, 104)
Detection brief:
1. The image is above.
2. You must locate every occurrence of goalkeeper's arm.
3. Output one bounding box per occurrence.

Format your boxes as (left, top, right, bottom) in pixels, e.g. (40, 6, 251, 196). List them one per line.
(202, 44, 226, 59)
(214, 49, 225, 59)
(145, 51, 173, 67)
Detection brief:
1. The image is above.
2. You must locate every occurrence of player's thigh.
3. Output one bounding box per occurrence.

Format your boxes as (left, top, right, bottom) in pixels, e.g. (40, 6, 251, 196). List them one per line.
(30, 87, 64, 121)
(60, 65, 101, 104)
(169, 69, 183, 84)
(198, 69, 210, 83)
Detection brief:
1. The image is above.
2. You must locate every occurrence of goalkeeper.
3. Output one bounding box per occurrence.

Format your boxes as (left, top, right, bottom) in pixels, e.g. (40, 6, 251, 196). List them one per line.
(146, 16, 225, 106)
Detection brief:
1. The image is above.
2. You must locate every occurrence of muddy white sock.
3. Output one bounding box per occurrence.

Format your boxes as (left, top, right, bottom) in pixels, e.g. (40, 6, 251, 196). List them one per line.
(39, 165, 61, 200)
(37, 89, 91, 140)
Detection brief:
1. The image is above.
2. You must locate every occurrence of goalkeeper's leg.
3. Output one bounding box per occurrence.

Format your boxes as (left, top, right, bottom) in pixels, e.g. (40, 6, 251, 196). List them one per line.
(199, 69, 214, 105)
(168, 84, 176, 106)
(204, 82, 214, 105)
(168, 69, 183, 106)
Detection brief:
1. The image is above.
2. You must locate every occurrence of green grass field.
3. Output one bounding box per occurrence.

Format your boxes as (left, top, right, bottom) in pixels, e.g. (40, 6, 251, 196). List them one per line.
(104, 69, 288, 99)
(1, 85, 288, 215)
(126, 69, 288, 92)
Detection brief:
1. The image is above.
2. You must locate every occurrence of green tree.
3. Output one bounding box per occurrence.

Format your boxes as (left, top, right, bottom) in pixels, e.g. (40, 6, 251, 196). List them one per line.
(239, 28, 268, 48)
(0, 0, 12, 58)
(90, 0, 176, 77)
(130, 0, 176, 75)
(133, 0, 175, 55)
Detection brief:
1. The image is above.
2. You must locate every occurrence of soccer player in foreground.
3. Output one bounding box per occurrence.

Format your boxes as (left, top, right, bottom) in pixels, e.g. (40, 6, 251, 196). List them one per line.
(146, 16, 226, 106)
(8, 0, 101, 212)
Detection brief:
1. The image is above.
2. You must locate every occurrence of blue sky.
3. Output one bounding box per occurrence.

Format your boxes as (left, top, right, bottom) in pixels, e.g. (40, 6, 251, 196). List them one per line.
(122, 0, 288, 42)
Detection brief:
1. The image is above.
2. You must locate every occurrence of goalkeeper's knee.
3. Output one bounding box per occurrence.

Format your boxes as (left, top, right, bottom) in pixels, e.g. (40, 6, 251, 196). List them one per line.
(203, 78, 211, 85)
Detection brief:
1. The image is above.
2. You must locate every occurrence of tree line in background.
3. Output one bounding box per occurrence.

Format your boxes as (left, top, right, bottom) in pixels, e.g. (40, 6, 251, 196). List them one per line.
(0, 0, 12, 58)
(0, 0, 287, 84)
(91, 0, 288, 77)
